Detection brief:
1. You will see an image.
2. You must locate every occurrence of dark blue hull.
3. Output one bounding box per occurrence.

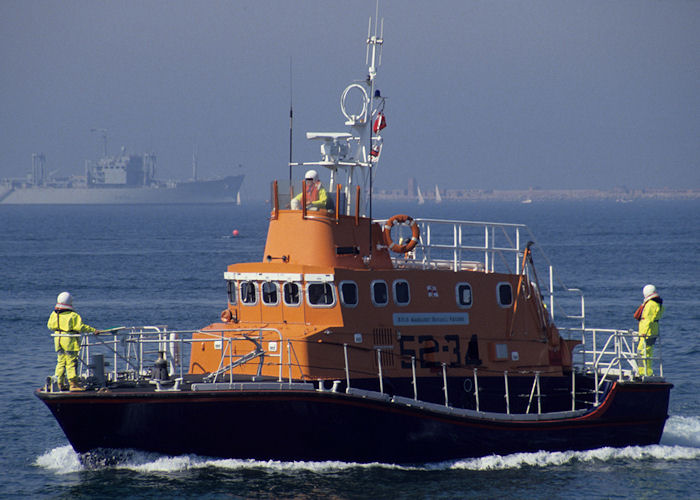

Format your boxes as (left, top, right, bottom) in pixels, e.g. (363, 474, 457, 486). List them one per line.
(36, 379, 671, 463)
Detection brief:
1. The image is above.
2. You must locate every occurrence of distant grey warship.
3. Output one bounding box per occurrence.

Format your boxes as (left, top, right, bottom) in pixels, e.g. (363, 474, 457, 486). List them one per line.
(0, 151, 243, 204)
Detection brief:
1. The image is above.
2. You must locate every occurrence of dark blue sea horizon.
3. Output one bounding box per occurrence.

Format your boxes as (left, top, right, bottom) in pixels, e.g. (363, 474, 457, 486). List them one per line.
(1, 199, 698, 498)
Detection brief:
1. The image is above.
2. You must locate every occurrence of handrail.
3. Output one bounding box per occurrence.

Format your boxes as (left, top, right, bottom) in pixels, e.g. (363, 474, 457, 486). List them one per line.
(380, 217, 587, 330)
(56, 326, 662, 416)
(64, 326, 285, 386)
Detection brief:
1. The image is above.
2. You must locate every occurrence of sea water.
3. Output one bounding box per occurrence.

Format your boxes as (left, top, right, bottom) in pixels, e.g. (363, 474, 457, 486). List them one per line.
(1, 200, 698, 499)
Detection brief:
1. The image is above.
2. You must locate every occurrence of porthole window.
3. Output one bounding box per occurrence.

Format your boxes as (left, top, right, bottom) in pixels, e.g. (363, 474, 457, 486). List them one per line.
(307, 282, 335, 307)
(371, 280, 388, 306)
(262, 281, 279, 305)
(283, 282, 301, 306)
(393, 280, 410, 305)
(456, 283, 472, 308)
(240, 281, 258, 305)
(497, 282, 513, 307)
(340, 281, 358, 307)
(227, 280, 237, 305)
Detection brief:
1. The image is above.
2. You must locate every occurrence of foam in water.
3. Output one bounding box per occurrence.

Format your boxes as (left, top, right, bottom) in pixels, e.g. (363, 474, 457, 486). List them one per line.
(35, 445, 83, 474)
(35, 416, 700, 474)
(660, 415, 700, 448)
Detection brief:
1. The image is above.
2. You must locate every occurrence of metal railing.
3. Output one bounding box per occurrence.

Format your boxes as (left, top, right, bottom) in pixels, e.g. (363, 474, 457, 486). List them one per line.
(54, 326, 284, 386)
(52, 325, 662, 417)
(379, 217, 586, 330)
(567, 327, 664, 404)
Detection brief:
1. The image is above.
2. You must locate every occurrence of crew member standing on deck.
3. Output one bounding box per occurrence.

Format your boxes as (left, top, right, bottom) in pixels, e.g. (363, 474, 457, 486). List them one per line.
(47, 292, 99, 391)
(290, 169, 331, 210)
(634, 284, 664, 377)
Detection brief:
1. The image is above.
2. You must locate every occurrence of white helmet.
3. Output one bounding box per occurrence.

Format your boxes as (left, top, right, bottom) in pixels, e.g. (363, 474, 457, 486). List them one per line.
(304, 169, 319, 182)
(642, 284, 657, 300)
(56, 291, 74, 310)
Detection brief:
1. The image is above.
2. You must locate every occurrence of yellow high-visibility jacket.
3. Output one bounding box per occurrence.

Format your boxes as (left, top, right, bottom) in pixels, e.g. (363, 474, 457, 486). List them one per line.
(47, 310, 96, 352)
(639, 299, 664, 338)
(293, 183, 329, 209)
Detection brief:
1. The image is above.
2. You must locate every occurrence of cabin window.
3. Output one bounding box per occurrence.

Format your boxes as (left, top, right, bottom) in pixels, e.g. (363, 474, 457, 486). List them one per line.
(393, 280, 410, 305)
(240, 281, 258, 305)
(227, 280, 237, 305)
(497, 282, 513, 307)
(456, 283, 472, 308)
(307, 282, 335, 307)
(283, 282, 301, 306)
(339, 281, 358, 307)
(371, 280, 388, 306)
(262, 281, 279, 305)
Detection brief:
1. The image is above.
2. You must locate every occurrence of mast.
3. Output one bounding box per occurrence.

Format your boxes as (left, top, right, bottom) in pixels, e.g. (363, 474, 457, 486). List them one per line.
(192, 144, 198, 181)
(288, 8, 386, 218)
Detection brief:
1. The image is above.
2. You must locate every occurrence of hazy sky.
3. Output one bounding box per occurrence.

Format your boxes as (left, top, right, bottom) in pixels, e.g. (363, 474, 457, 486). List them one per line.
(1, 0, 698, 198)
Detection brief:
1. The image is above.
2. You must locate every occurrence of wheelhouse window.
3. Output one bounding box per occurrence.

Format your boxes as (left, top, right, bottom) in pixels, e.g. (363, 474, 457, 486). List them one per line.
(371, 280, 388, 306)
(262, 281, 279, 305)
(339, 281, 358, 307)
(240, 281, 257, 305)
(393, 280, 410, 305)
(497, 282, 513, 307)
(227, 280, 237, 304)
(307, 282, 335, 307)
(283, 282, 301, 306)
(456, 283, 472, 308)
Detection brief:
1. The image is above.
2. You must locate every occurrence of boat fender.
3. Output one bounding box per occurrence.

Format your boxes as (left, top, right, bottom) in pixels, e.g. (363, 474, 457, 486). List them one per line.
(220, 309, 233, 323)
(383, 214, 420, 253)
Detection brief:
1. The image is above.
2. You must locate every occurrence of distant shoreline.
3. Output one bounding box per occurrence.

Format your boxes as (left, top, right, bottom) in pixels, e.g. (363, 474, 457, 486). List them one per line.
(374, 188, 700, 202)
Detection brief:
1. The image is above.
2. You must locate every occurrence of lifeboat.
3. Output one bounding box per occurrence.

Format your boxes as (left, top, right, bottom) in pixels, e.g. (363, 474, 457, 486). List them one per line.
(36, 12, 671, 464)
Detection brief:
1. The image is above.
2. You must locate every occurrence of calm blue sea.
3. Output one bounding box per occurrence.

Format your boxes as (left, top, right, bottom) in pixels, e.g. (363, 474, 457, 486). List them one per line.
(1, 200, 698, 499)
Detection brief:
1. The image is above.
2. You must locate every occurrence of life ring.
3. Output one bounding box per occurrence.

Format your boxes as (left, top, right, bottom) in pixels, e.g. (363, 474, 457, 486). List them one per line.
(383, 214, 420, 253)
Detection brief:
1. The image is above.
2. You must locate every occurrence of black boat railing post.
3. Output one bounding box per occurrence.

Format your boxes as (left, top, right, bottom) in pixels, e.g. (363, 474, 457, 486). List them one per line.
(594, 363, 600, 406)
(442, 363, 449, 407)
(229, 339, 234, 384)
(451, 224, 457, 271)
(411, 356, 417, 400)
(343, 343, 350, 391)
(118, 332, 123, 381)
(504, 370, 510, 414)
(179, 335, 184, 380)
(139, 330, 144, 379)
(515, 227, 521, 272)
(377, 348, 384, 394)
(83, 334, 90, 380)
(473, 368, 480, 411)
(526, 373, 540, 414)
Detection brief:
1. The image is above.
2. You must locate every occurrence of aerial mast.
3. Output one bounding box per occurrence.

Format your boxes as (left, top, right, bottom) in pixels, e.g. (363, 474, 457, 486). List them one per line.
(90, 128, 108, 157)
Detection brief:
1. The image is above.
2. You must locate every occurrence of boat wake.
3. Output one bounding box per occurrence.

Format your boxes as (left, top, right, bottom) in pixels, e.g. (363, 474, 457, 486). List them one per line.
(36, 415, 700, 475)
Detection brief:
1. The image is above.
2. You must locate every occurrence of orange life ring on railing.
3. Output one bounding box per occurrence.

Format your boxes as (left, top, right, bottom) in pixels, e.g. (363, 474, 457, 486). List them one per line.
(383, 214, 420, 253)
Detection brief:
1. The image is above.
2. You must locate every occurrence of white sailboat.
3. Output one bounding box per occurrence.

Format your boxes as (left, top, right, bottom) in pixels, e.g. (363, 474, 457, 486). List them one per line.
(435, 184, 442, 203)
(417, 185, 425, 205)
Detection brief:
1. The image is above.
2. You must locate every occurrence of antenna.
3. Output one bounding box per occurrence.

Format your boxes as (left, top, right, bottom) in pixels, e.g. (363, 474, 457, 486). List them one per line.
(90, 128, 108, 157)
(289, 56, 294, 193)
(192, 143, 198, 181)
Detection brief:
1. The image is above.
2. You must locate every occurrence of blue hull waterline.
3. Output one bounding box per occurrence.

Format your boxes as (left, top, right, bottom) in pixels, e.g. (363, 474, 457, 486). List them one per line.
(36, 377, 671, 463)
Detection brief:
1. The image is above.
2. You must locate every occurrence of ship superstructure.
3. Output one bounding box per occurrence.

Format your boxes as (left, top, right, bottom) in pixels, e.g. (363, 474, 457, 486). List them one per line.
(1, 146, 243, 204)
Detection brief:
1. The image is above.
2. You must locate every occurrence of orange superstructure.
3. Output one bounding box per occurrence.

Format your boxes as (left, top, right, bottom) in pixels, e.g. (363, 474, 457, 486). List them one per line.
(190, 206, 577, 391)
